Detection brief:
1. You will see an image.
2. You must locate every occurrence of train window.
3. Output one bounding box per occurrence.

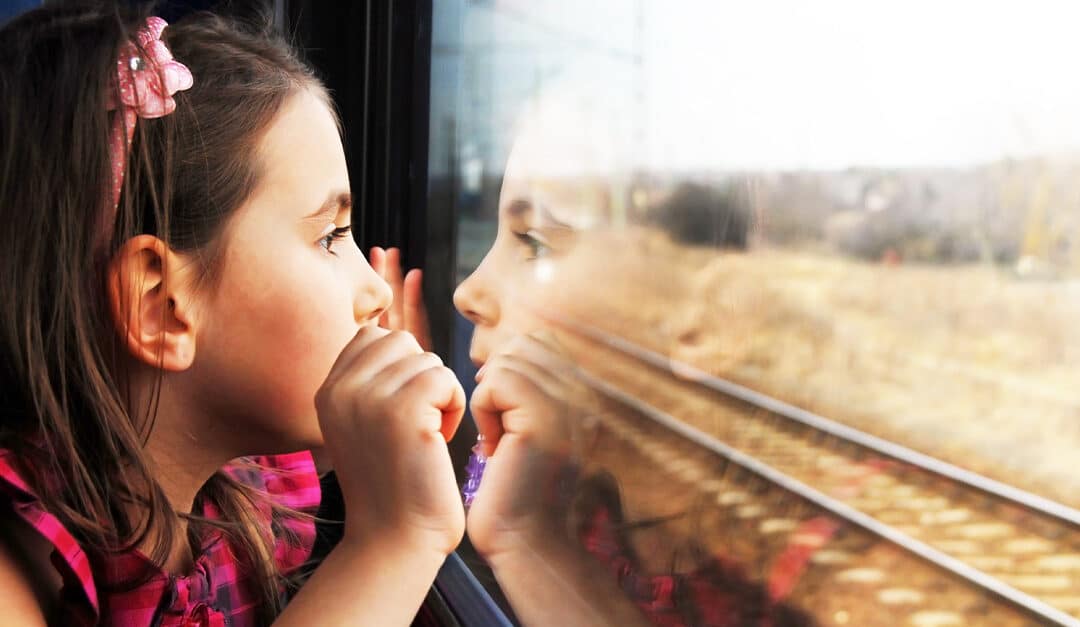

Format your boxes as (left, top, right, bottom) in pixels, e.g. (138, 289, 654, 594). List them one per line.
(6, 0, 1078, 624)
(430, 1, 1080, 625)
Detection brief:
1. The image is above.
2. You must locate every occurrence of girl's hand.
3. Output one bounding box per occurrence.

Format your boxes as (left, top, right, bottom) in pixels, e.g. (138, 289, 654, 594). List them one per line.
(315, 325, 466, 555)
(370, 246, 432, 351)
(465, 333, 586, 561)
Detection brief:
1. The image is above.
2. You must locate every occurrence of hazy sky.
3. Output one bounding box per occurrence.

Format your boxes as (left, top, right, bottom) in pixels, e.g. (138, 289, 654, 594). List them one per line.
(643, 0, 1080, 171)
(482, 0, 1080, 173)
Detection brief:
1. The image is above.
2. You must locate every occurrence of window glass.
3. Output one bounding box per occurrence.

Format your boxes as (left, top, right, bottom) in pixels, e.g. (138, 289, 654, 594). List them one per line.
(431, 2, 1080, 624)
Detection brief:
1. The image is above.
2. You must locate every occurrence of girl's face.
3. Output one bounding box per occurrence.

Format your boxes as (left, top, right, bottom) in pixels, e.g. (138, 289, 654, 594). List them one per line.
(189, 89, 392, 453)
(454, 99, 621, 368)
(454, 178, 578, 368)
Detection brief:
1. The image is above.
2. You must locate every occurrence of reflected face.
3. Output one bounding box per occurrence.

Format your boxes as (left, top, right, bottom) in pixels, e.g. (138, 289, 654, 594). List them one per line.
(453, 183, 576, 367)
(456, 88, 634, 366)
(190, 89, 392, 452)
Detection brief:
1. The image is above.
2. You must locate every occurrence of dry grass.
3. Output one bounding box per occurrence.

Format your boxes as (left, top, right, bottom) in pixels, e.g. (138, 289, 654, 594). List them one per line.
(558, 227, 1080, 508)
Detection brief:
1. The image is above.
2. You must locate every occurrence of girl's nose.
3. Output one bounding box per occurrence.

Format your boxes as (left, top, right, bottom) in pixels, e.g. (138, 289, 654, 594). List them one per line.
(454, 270, 499, 327)
(355, 266, 393, 323)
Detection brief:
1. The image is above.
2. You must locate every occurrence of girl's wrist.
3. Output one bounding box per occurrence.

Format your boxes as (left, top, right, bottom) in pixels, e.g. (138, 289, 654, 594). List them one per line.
(475, 512, 572, 568)
(471, 457, 582, 562)
(342, 519, 462, 561)
(337, 529, 453, 580)
(282, 526, 450, 626)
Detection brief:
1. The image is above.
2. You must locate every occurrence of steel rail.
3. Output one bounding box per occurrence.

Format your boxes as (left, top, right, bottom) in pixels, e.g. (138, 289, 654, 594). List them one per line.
(583, 371, 1080, 627)
(547, 313, 1080, 528)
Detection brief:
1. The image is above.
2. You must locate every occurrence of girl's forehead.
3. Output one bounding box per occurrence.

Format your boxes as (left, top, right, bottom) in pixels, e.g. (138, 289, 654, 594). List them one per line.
(261, 90, 343, 169)
(248, 90, 348, 218)
(499, 176, 607, 230)
(500, 89, 633, 231)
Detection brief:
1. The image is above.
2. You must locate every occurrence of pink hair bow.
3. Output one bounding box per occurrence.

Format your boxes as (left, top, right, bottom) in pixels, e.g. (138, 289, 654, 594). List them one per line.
(106, 17, 193, 214)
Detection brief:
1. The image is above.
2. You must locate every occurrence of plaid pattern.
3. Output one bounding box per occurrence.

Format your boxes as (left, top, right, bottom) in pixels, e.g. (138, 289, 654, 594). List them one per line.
(578, 498, 822, 626)
(0, 449, 320, 626)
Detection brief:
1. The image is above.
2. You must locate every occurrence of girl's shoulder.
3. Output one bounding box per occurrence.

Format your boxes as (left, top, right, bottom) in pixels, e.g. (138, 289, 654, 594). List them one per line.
(0, 518, 54, 626)
(0, 448, 322, 626)
(0, 448, 97, 624)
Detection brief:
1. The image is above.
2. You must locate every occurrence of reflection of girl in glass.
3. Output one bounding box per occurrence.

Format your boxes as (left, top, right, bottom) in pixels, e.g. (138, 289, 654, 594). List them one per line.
(452, 88, 815, 626)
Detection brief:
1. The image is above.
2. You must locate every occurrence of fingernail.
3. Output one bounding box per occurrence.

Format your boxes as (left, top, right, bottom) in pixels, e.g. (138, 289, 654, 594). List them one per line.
(475, 364, 487, 382)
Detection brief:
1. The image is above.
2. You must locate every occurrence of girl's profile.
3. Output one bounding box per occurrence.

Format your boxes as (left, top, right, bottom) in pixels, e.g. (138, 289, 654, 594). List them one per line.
(0, 5, 466, 625)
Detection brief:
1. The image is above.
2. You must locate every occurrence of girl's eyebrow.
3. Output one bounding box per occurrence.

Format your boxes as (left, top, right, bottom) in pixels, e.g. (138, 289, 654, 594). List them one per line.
(506, 197, 572, 230)
(303, 191, 352, 223)
(507, 198, 533, 218)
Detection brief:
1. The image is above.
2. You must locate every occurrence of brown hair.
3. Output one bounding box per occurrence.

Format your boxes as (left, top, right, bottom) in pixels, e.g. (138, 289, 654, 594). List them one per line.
(0, 3, 330, 620)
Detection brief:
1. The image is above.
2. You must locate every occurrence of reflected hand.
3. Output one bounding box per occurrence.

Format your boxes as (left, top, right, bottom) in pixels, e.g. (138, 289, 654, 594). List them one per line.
(465, 332, 585, 561)
(370, 246, 432, 351)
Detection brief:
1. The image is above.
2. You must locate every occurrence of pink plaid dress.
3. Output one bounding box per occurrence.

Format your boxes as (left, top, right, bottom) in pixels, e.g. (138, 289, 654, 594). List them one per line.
(575, 474, 818, 627)
(0, 448, 321, 626)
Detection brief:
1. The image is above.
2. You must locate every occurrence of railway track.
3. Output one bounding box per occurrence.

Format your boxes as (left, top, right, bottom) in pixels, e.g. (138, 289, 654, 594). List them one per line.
(551, 315, 1080, 626)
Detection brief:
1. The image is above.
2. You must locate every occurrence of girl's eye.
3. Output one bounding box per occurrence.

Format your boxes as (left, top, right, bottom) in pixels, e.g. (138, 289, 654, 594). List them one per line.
(513, 230, 552, 261)
(319, 225, 352, 256)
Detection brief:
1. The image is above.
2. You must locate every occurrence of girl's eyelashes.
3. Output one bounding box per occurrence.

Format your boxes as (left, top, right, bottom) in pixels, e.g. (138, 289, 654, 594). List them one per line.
(319, 225, 352, 256)
(513, 229, 552, 261)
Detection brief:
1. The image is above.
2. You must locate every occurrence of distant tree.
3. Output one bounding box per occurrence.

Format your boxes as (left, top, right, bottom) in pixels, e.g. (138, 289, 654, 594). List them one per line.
(649, 181, 751, 249)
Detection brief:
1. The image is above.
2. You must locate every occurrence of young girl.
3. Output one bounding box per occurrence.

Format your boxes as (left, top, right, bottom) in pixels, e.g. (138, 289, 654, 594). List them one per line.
(0, 5, 495, 625)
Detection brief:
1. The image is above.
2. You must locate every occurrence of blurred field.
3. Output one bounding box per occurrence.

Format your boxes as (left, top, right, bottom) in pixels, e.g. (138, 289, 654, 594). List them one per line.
(555, 226, 1080, 508)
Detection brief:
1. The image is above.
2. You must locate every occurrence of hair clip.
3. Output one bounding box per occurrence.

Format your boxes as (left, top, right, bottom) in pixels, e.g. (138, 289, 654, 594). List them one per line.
(105, 17, 193, 215)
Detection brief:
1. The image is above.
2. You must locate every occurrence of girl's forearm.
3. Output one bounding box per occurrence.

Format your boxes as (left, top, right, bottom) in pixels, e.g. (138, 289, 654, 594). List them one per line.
(486, 529, 652, 627)
(273, 535, 446, 626)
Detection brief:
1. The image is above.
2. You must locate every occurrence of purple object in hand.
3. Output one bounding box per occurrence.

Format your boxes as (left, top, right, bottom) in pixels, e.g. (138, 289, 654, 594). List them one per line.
(462, 434, 487, 508)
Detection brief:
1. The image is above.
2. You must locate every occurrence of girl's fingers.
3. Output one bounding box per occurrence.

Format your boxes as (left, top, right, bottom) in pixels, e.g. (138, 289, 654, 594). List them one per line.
(527, 329, 564, 356)
(369, 246, 386, 277)
(368, 351, 446, 396)
(370, 247, 394, 328)
(496, 358, 574, 444)
(470, 365, 566, 456)
(367, 353, 464, 440)
(403, 268, 432, 351)
(333, 329, 424, 391)
(485, 333, 574, 389)
(406, 366, 467, 441)
(482, 354, 565, 400)
(371, 247, 430, 351)
(469, 381, 508, 457)
(385, 248, 404, 331)
(320, 325, 391, 388)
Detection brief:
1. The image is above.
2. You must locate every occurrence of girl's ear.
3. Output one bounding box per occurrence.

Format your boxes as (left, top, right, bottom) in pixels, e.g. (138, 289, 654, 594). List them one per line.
(107, 235, 199, 371)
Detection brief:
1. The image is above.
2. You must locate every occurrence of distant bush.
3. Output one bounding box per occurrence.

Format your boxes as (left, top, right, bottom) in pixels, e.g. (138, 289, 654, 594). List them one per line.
(648, 181, 751, 249)
(825, 209, 1006, 264)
